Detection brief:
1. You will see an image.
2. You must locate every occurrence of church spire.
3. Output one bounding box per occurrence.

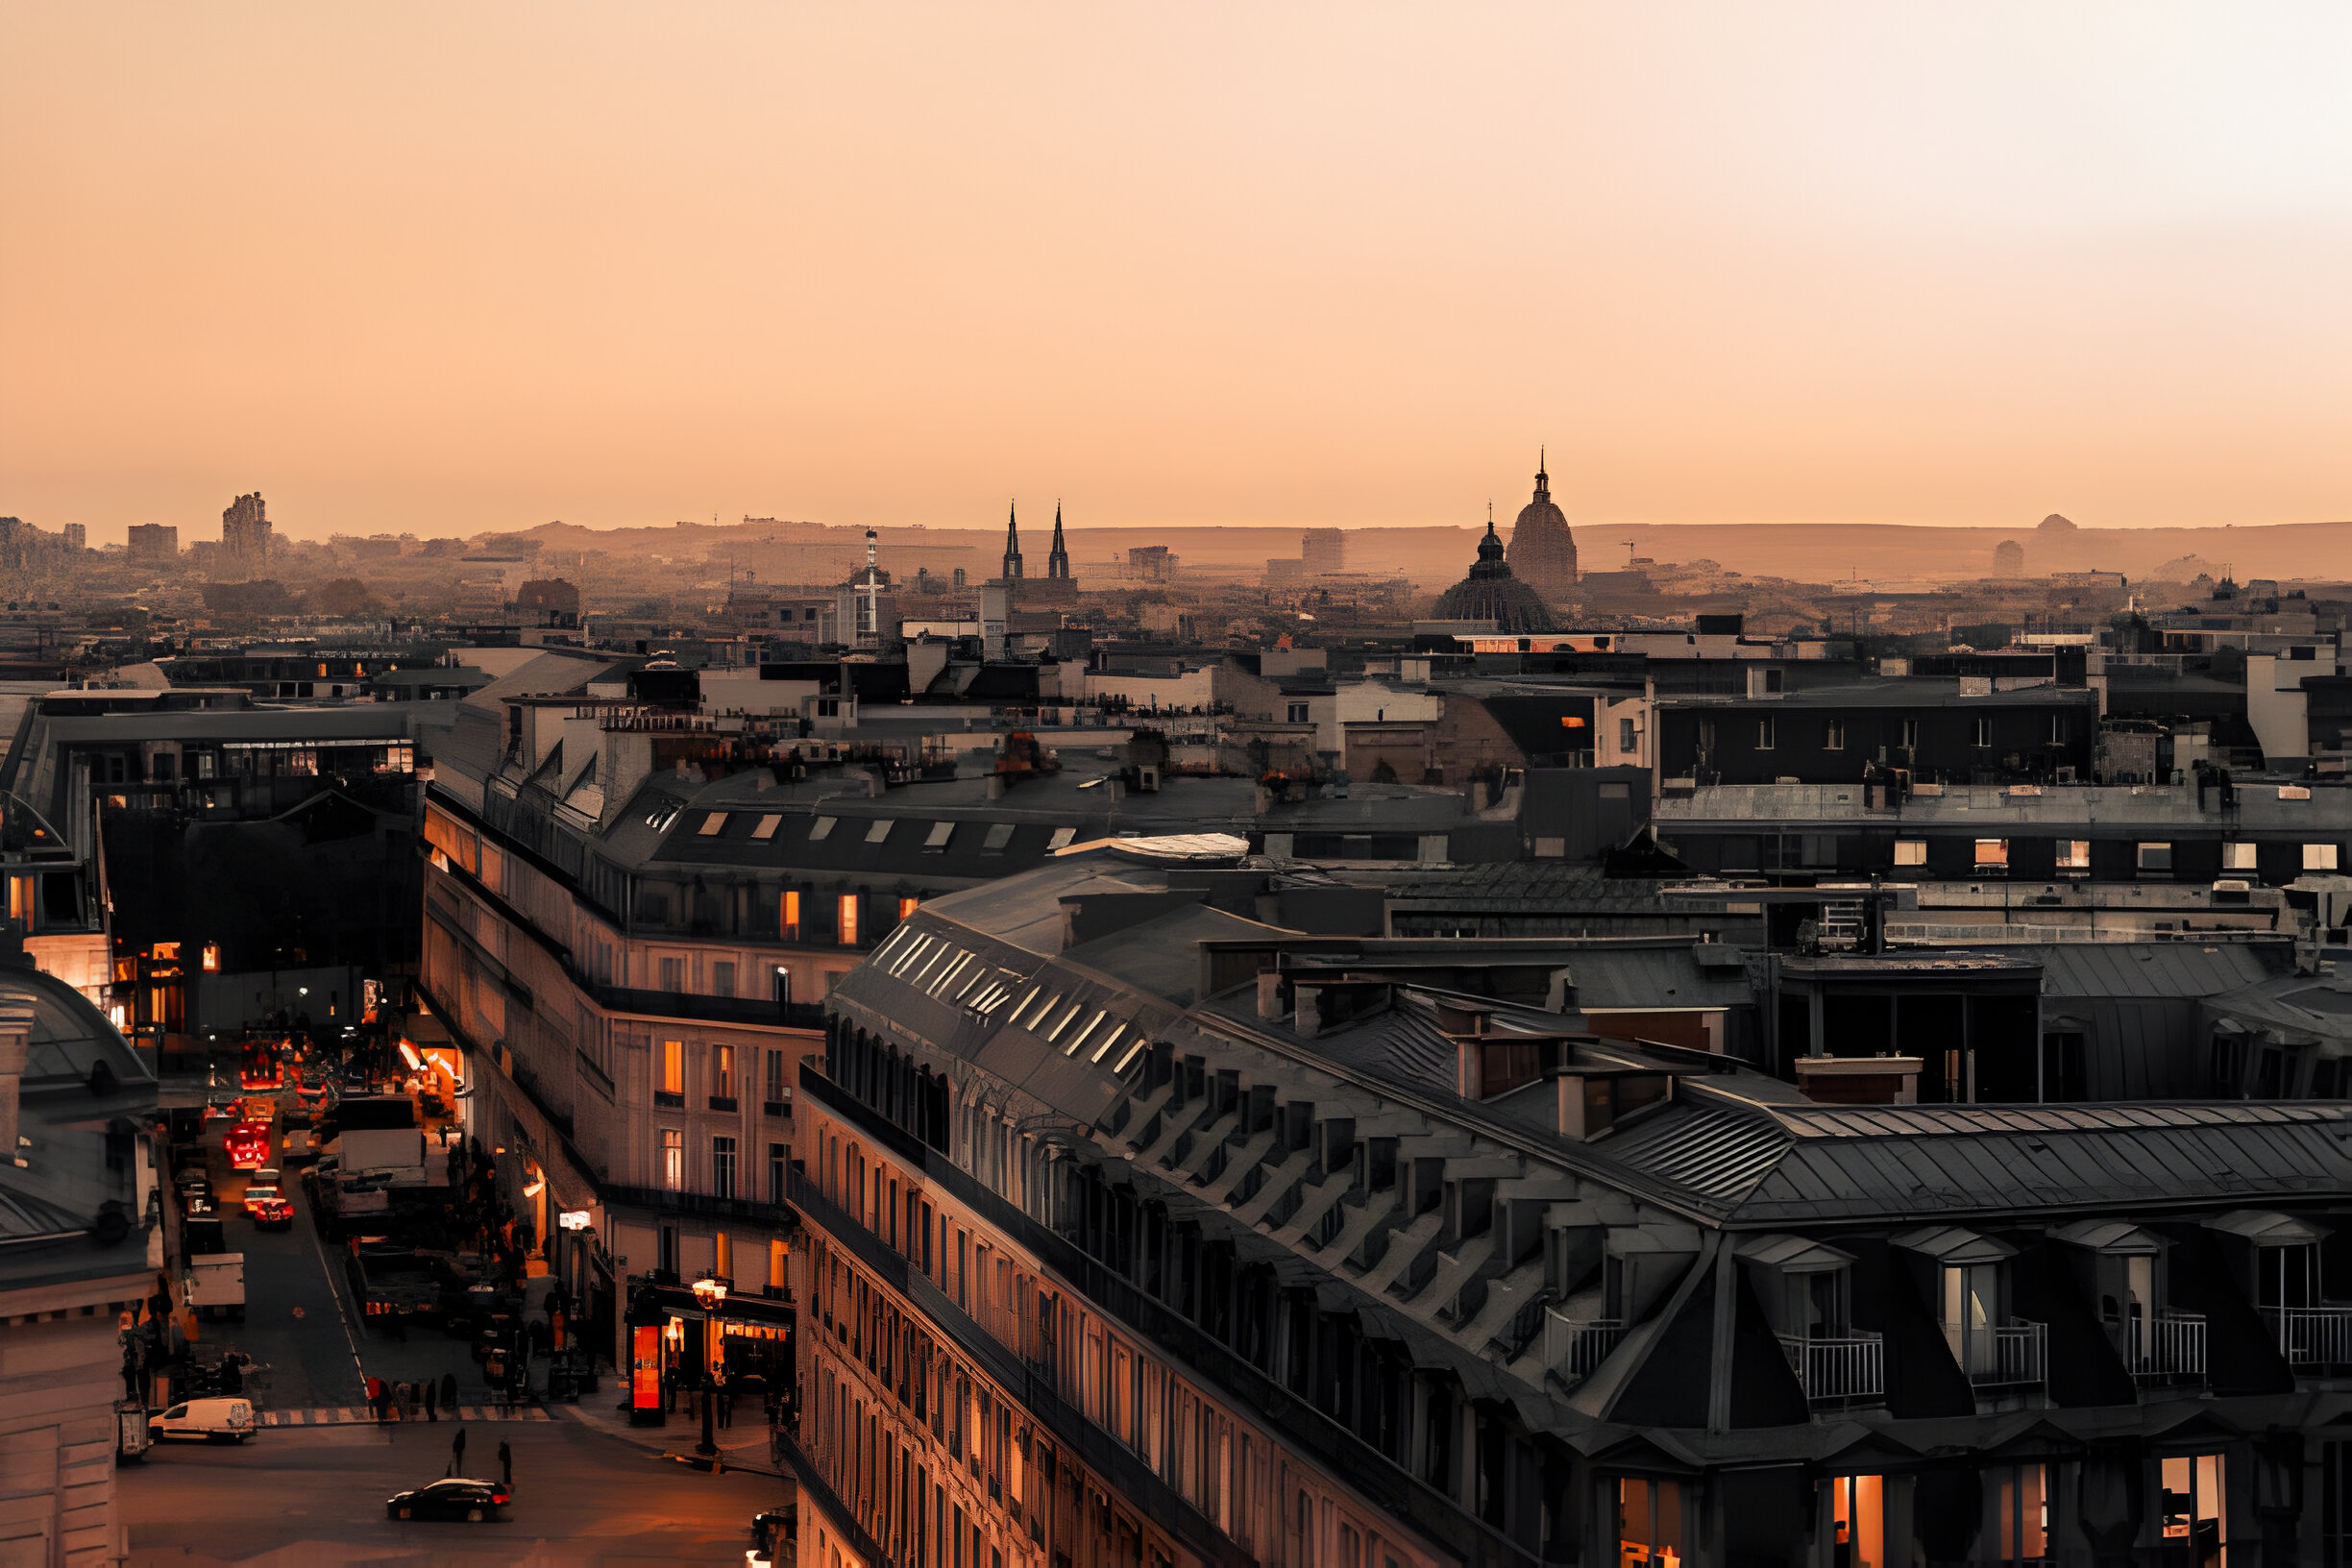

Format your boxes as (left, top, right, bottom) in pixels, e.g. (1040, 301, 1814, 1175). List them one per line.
(1046, 501, 1070, 580)
(1534, 447, 1550, 501)
(1002, 501, 1024, 580)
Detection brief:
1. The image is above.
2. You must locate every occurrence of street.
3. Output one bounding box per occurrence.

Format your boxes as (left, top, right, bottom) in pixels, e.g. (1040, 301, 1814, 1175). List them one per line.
(121, 1416, 782, 1565)
(138, 1104, 792, 1564)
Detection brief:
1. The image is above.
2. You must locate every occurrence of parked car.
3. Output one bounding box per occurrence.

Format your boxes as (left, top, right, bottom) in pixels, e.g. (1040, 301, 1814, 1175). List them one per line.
(183, 1191, 218, 1220)
(247, 1193, 294, 1231)
(148, 1398, 256, 1442)
(225, 1123, 271, 1170)
(385, 1479, 509, 1522)
(282, 1127, 318, 1163)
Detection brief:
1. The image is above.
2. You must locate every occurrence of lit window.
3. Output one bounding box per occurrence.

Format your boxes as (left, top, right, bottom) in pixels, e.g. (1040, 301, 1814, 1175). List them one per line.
(2161, 1455, 2224, 1556)
(1894, 840, 1927, 867)
(1989, 1464, 2049, 1562)
(698, 812, 728, 836)
(661, 1130, 683, 1191)
(2058, 840, 2091, 870)
(808, 817, 837, 841)
(2308, 844, 2340, 870)
(900, 897, 919, 919)
(752, 814, 781, 840)
(1826, 1476, 1882, 1568)
(865, 820, 893, 844)
(1823, 720, 1844, 751)
(924, 821, 955, 848)
(781, 891, 800, 941)
(1974, 839, 2008, 869)
(202, 943, 220, 972)
(1618, 1477, 1682, 1565)
(2224, 842, 2258, 870)
(713, 1044, 736, 1101)
(838, 894, 860, 945)
(769, 1237, 788, 1291)
(660, 1041, 684, 1097)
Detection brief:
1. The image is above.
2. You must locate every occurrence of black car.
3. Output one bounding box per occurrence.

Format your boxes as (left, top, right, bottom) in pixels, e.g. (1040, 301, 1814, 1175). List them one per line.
(385, 1478, 510, 1522)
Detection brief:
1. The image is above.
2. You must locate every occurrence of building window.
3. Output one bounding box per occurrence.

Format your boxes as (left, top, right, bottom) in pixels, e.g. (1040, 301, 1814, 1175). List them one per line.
(764, 1049, 786, 1113)
(2161, 1458, 2227, 1562)
(712, 1137, 737, 1200)
(769, 1142, 787, 1206)
(1620, 717, 1638, 753)
(1973, 716, 1994, 747)
(714, 1229, 731, 1281)
(712, 960, 736, 997)
(202, 943, 220, 972)
(2050, 715, 2070, 744)
(1697, 720, 1716, 753)
(1825, 1477, 1882, 1568)
(781, 890, 801, 941)
(712, 1043, 736, 1106)
(1618, 1477, 1682, 1566)
(2139, 842, 2173, 872)
(1974, 839, 2008, 870)
(838, 894, 860, 946)
(1824, 719, 1844, 751)
(658, 1223, 678, 1276)
(658, 956, 685, 992)
(2224, 842, 2258, 871)
(1755, 717, 1776, 750)
(661, 1130, 683, 1191)
(899, 897, 919, 919)
(1895, 840, 1927, 867)
(1899, 719, 1919, 750)
(2059, 839, 2091, 871)
(1286, 702, 1311, 723)
(659, 1040, 684, 1104)
(769, 1237, 788, 1293)
(2308, 843, 2340, 870)
(1987, 1464, 2048, 1563)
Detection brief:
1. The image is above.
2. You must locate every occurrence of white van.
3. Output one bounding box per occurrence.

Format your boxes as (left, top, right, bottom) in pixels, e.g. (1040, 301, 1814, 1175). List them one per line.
(149, 1398, 256, 1442)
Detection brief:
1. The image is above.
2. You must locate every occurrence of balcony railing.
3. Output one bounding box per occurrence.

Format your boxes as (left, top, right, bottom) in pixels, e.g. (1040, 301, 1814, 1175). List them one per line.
(2263, 1305, 2352, 1371)
(2118, 1311, 2207, 1383)
(1541, 1311, 1624, 1384)
(1777, 1331, 1885, 1407)
(1946, 1318, 2047, 1388)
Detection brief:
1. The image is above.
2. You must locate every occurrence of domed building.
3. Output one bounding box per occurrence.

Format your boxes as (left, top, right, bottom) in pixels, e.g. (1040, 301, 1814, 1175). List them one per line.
(1434, 509, 1556, 632)
(1505, 450, 1579, 601)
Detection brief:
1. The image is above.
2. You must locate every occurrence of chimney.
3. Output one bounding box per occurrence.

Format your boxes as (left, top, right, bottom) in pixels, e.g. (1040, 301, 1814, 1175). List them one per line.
(0, 1007, 33, 1170)
(1256, 970, 1287, 1021)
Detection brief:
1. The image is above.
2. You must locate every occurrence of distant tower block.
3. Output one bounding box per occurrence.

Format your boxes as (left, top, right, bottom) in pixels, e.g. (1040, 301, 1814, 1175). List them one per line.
(1994, 539, 2025, 577)
(221, 491, 273, 575)
(1300, 528, 1345, 576)
(1505, 449, 1578, 601)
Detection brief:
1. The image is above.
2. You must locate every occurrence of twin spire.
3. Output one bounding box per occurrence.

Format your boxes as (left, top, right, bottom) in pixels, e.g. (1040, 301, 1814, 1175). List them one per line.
(1001, 500, 1072, 581)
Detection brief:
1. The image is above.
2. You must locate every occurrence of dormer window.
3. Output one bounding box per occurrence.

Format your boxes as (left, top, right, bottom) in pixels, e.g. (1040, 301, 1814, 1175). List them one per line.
(1896, 1226, 2045, 1390)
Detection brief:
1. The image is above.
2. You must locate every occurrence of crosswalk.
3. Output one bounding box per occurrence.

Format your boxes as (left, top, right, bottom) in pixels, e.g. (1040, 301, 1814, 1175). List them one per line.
(258, 1405, 552, 1426)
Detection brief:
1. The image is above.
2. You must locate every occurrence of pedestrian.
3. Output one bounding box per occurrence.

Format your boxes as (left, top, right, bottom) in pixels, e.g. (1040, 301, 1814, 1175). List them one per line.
(497, 1438, 512, 1492)
(440, 1370, 457, 1412)
(425, 1376, 438, 1422)
(366, 1375, 384, 1422)
(394, 1380, 410, 1420)
(719, 1378, 733, 1430)
(448, 1425, 466, 1478)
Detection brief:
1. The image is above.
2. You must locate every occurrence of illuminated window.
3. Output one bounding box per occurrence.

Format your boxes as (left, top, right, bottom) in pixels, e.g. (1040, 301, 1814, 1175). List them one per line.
(2161, 1455, 2225, 1556)
(2308, 843, 2340, 870)
(201, 943, 220, 972)
(769, 1237, 788, 1292)
(1825, 1476, 1882, 1568)
(838, 895, 860, 946)
(1618, 1477, 1682, 1565)
(781, 891, 800, 941)
(2224, 842, 2258, 870)
(1990, 1464, 2050, 1562)
(1894, 840, 1927, 867)
(660, 1040, 684, 1097)
(1974, 839, 2008, 870)
(899, 897, 919, 919)
(2058, 839, 2091, 871)
(713, 1044, 736, 1101)
(661, 1130, 683, 1191)
(152, 942, 181, 960)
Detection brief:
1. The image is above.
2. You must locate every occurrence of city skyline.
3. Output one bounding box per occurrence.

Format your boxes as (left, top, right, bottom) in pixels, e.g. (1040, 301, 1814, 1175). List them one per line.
(7, 2, 2351, 543)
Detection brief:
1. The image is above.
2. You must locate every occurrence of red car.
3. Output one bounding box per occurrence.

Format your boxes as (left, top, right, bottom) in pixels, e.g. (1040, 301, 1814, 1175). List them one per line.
(246, 1192, 293, 1230)
(225, 1122, 271, 1170)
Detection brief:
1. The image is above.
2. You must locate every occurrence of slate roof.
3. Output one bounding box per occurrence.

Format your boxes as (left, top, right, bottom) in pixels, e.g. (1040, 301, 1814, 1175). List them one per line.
(1590, 1087, 2352, 1226)
(2013, 941, 2291, 999)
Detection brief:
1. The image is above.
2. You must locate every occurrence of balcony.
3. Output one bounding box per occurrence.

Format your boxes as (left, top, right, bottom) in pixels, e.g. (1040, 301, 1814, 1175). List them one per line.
(1541, 1311, 1624, 1384)
(1777, 1331, 1885, 1408)
(594, 986, 825, 1031)
(2263, 1305, 2352, 1372)
(1946, 1318, 2046, 1388)
(2118, 1311, 2206, 1384)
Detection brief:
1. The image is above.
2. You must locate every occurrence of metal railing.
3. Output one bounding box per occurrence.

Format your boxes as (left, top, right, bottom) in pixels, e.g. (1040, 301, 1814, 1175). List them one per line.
(2118, 1311, 2206, 1383)
(1777, 1331, 1884, 1406)
(1541, 1311, 1624, 1384)
(2264, 1305, 2352, 1371)
(1945, 1318, 2046, 1388)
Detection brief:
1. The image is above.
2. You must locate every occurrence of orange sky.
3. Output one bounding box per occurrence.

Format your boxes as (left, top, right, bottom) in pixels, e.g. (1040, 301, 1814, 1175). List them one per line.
(5, 3, 2350, 545)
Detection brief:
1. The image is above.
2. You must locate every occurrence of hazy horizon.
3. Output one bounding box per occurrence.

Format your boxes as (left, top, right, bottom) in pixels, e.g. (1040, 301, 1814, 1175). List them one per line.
(7, 3, 2350, 546)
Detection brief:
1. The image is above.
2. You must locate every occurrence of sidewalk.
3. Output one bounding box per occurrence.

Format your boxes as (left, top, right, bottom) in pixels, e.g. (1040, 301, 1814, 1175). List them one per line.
(558, 1391, 780, 1473)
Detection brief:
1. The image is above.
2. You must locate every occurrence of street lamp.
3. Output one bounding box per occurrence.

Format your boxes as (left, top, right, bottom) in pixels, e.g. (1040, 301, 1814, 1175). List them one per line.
(690, 1276, 727, 1458)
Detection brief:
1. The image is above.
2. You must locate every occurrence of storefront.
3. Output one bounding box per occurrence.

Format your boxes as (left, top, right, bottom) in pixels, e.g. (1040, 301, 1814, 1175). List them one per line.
(622, 1275, 795, 1429)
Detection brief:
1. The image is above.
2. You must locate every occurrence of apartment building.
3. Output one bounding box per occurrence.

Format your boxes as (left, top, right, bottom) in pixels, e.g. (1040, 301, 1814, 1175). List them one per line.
(787, 846, 2352, 1567)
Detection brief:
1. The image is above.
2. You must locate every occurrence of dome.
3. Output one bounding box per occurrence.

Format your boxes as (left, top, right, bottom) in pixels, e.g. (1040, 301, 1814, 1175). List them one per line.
(1434, 511, 1556, 633)
(1505, 452, 1578, 601)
